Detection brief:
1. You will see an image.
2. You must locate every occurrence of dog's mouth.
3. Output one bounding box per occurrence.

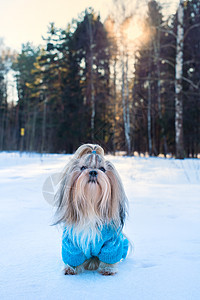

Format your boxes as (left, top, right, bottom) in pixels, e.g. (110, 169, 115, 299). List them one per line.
(88, 178, 98, 183)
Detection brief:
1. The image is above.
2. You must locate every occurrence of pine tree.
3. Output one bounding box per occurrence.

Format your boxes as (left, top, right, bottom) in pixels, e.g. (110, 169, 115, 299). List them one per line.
(0, 42, 17, 150)
(182, 0, 200, 157)
(12, 43, 40, 151)
(133, 0, 167, 155)
(72, 9, 111, 146)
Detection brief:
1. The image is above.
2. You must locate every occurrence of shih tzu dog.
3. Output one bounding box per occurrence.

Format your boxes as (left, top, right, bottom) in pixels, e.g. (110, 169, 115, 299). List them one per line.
(54, 144, 129, 276)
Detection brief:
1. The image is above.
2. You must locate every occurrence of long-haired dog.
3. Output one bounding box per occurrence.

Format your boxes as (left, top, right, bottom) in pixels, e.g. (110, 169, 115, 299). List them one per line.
(54, 144, 129, 275)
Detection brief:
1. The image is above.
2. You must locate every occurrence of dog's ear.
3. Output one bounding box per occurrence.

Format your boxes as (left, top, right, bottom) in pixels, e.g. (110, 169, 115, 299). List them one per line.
(120, 203, 126, 228)
(53, 163, 79, 225)
(105, 161, 128, 229)
(74, 144, 104, 159)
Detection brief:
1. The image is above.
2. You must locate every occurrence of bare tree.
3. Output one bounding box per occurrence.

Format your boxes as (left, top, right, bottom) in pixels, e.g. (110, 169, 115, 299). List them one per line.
(147, 71, 152, 156)
(175, 0, 184, 158)
(86, 13, 95, 142)
(110, 0, 136, 155)
(121, 44, 131, 155)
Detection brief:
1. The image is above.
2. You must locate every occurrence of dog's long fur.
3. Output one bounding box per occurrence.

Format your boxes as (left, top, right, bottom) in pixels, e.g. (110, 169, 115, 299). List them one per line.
(54, 144, 128, 275)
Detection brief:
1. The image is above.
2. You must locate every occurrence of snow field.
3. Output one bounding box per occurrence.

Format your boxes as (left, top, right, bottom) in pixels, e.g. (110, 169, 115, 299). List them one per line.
(0, 152, 200, 300)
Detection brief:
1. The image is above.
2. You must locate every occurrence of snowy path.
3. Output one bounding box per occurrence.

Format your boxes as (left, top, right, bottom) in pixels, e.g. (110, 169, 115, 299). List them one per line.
(0, 153, 200, 300)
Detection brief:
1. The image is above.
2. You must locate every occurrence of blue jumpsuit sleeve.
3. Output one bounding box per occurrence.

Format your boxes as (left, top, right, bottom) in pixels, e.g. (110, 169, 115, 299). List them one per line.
(62, 232, 87, 267)
(98, 232, 129, 264)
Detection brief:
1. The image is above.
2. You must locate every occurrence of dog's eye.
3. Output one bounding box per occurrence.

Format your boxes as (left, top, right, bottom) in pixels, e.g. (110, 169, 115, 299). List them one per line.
(81, 166, 87, 171)
(99, 167, 106, 172)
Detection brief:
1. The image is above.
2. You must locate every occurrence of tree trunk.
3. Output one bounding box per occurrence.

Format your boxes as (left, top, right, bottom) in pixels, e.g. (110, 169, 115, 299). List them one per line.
(175, 0, 184, 159)
(125, 52, 131, 155)
(121, 50, 131, 155)
(147, 72, 152, 156)
(41, 98, 47, 153)
(113, 57, 117, 154)
(87, 14, 95, 142)
(30, 107, 37, 152)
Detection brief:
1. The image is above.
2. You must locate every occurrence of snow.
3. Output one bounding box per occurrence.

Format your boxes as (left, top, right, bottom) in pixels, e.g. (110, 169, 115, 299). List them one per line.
(0, 152, 200, 300)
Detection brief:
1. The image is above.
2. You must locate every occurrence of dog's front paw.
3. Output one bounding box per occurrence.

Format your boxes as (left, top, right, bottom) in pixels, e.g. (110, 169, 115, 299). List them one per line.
(98, 262, 118, 276)
(99, 270, 117, 276)
(64, 265, 77, 275)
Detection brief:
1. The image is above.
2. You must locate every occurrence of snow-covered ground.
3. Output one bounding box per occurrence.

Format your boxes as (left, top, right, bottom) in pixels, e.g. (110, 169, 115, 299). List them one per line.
(0, 152, 200, 300)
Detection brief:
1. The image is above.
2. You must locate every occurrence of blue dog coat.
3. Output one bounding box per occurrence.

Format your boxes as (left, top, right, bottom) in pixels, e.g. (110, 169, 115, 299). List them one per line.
(62, 225, 129, 267)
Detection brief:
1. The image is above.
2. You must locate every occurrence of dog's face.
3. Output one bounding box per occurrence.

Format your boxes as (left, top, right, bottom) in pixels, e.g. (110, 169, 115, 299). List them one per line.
(55, 144, 127, 230)
(70, 153, 112, 222)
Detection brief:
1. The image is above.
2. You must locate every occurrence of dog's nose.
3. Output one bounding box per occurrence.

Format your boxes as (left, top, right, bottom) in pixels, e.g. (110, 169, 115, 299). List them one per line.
(89, 170, 97, 177)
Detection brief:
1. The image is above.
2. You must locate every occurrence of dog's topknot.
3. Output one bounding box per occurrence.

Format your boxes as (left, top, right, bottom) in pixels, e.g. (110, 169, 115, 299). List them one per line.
(73, 144, 104, 159)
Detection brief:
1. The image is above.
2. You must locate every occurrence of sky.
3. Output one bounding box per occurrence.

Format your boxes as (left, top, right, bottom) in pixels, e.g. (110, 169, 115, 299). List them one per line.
(0, 0, 113, 51)
(0, 0, 179, 52)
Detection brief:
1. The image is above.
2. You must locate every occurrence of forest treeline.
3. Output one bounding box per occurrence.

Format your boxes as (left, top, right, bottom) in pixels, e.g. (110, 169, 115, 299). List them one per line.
(0, 0, 200, 157)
